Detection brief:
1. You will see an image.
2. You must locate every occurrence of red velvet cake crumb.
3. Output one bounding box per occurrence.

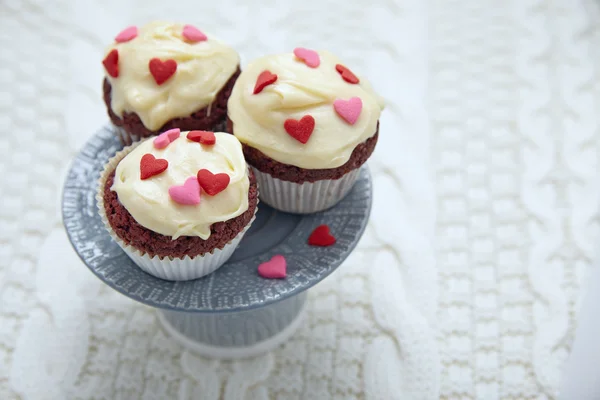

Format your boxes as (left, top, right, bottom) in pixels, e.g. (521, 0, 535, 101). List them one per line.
(103, 168, 258, 259)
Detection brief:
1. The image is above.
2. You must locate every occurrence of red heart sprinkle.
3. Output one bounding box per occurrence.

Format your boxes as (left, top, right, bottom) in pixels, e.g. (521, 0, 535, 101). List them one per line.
(308, 225, 336, 247)
(253, 70, 278, 94)
(149, 58, 177, 85)
(187, 130, 216, 145)
(140, 154, 168, 180)
(284, 115, 315, 144)
(335, 64, 359, 84)
(197, 169, 230, 196)
(102, 49, 119, 78)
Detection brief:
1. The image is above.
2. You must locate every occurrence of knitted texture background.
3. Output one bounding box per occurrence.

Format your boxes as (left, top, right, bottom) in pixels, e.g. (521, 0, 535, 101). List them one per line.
(1, 0, 599, 398)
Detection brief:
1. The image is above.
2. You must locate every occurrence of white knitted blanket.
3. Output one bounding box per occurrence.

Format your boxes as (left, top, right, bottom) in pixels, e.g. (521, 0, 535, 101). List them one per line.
(2, 0, 599, 398)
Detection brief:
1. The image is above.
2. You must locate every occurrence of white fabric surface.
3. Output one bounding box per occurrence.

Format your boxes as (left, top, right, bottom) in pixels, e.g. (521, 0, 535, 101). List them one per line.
(1, 0, 599, 398)
(559, 253, 600, 399)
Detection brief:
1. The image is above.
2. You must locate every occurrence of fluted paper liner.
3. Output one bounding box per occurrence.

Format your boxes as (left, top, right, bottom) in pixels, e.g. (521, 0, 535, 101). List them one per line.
(96, 140, 257, 281)
(252, 167, 360, 214)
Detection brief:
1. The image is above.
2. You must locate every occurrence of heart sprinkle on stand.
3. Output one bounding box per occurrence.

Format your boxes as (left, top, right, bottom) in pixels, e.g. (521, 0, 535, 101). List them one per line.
(293, 47, 320, 68)
(153, 128, 181, 149)
(333, 97, 363, 125)
(149, 58, 177, 85)
(335, 64, 359, 84)
(187, 130, 216, 145)
(308, 225, 336, 247)
(258, 255, 287, 279)
(182, 25, 207, 43)
(169, 177, 201, 205)
(140, 154, 168, 180)
(254, 70, 278, 94)
(284, 115, 315, 144)
(115, 26, 138, 43)
(197, 169, 230, 196)
(102, 49, 119, 78)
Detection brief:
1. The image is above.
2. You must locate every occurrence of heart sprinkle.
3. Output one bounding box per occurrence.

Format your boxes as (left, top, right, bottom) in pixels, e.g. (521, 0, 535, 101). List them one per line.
(335, 64, 360, 84)
(153, 128, 181, 149)
(187, 130, 216, 145)
(333, 97, 363, 125)
(308, 225, 336, 247)
(149, 58, 177, 85)
(182, 25, 207, 42)
(258, 255, 287, 279)
(140, 154, 168, 180)
(168, 177, 201, 205)
(165, 128, 181, 141)
(102, 49, 119, 78)
(153, 135, 169, 149)
(115, 26, 138, 43)
(284, 115, 315, 144)
(197, 169, 230, 196)
(253, 70, 278, 94)
(293, 47, 320, 68)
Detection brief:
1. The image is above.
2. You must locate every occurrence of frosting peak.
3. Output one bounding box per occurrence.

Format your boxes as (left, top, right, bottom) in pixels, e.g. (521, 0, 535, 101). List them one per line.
(104, 21, 240, 130)
(111, 132, 249, 240)
(227, 51, 384, 169)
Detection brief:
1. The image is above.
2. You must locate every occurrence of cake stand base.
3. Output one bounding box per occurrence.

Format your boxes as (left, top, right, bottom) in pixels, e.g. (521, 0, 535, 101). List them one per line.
(157, 292, 307, 359)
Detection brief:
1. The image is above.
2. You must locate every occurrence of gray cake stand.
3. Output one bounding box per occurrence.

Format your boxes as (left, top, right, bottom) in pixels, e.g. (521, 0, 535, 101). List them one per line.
(62, 126, 372, 359)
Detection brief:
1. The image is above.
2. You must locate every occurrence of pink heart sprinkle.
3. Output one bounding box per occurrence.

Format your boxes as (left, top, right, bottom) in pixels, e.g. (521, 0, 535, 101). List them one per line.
(258, 255, 287, 279)
(169, 177, 201, 205)
(115, 26, 138, 43)
(153, 135, 170, 149)
(293, 47, 320, 68)
(153, 128, 181, 149)
(182, 25, 207, 42)
(165, 128, 181, 141)
(333, 97, 363, 125)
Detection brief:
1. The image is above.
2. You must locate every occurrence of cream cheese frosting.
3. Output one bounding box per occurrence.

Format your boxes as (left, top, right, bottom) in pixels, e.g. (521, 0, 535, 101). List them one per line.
(227, 50, 384, 169)
(103, 21, 240, 131)
(111, 132, 249, 240)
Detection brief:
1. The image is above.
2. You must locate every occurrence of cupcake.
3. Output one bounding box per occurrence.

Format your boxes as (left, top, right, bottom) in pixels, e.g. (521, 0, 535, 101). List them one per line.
(102, 21, 240, 145)
(227, 48, 384, 213)
(97, 129, 258, 281)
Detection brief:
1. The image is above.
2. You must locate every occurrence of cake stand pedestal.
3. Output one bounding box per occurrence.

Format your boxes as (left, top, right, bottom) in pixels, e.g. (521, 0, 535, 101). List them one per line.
(157, 293, 307, 359)
(62, 126, 372, 359)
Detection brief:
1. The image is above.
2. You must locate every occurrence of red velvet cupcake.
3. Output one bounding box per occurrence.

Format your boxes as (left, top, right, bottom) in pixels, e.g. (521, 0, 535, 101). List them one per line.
(97, 130, 257, 281)
(102, 22, 240, 144)
(227, 49, 384, 213)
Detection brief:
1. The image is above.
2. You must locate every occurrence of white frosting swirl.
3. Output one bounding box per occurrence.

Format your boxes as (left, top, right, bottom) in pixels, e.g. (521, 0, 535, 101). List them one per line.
(227, 51, 384, 169)
(104, 21, 239, 131)
(111, 132, 249, 240)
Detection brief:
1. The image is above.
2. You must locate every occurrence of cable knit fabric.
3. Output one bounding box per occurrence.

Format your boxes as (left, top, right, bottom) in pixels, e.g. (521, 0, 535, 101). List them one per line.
(1, 0, 599, 399)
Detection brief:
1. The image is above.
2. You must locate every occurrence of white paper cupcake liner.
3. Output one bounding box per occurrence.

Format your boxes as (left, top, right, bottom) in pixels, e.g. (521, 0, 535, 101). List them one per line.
(96, 141, 257, 281)
(252, 167, 360, 214)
